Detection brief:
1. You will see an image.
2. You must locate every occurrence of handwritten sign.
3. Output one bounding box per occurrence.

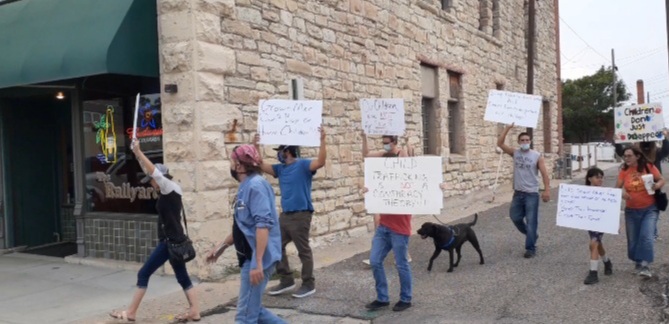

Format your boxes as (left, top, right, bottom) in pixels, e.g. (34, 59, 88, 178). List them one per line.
(556, 184, 622, 234)
(484, 90, 542, 128)
(614, 102, 664, 143)
(360, 99, 405, 135)
(364, 156, 443, 215)
(257, 100, 323, 147)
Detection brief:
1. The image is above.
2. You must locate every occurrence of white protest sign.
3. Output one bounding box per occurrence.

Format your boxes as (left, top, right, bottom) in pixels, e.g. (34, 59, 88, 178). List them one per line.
(360, 99, 405, 135)
(614, 102, 665, 143)
(556, 183, 622, 235)
(484, 90, 542, 128)
(257, 100, 323, 147)
(364, 156, 443, 215)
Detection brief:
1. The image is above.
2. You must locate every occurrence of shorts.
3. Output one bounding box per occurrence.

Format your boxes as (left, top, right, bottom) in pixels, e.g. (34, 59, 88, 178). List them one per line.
(588, 231, 604, 242)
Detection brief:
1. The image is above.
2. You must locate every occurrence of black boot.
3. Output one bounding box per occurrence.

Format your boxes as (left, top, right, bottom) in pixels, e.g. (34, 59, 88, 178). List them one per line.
(584, 270, 599, 285)
(604, 260, 613, 275)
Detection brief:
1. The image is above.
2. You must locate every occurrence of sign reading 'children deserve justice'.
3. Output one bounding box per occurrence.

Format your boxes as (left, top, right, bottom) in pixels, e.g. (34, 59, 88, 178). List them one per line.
(614, 102, 665, 143)
(360, 98, 405, 136)
(484, 90, 542, 128)
(257, 100, 323, 147)
(364, 156, 443, 215)
(556, 184, 622, 235)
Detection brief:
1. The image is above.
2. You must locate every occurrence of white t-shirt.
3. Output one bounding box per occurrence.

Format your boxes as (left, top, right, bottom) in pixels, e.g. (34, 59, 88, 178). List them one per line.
(152, 168, 182, 196)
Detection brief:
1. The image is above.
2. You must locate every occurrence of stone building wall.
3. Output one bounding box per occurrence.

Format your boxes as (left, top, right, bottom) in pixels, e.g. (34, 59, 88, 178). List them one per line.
(156, 0, 558, 278)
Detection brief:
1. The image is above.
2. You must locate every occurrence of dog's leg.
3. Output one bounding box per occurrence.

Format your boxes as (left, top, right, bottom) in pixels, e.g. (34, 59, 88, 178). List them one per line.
(469, 232, 485, 265)
(447, 249, 454, 272)
(427, 249, 441, 272)
(454, 246, 462, 267)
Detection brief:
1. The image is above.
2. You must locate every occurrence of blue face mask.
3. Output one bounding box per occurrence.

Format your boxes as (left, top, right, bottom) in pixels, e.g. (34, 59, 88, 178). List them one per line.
(383, 144, 392, 152)
(277, 151, 287, 164)
(520, 143, 531, 151)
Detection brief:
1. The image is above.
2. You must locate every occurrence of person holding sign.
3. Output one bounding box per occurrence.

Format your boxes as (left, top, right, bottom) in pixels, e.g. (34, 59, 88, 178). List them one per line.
(109, 139, 200, 322)
(254, 127, 326, 299)
(361, 133, 414, 312)
(582, 168, 614, 285)
(497, 123, 551, 259)
(205, 144, 285, 324)
(616, 147, 665, 279)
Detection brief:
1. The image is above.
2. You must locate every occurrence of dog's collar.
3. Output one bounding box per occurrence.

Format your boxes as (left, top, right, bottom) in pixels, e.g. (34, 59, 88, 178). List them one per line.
(440, 227, 456, 249)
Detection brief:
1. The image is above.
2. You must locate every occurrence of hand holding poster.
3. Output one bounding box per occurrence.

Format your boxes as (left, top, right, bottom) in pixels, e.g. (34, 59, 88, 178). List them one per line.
(364, 156, 443, 215)
(483, 90, 542, 128)
(360, 99, 405, 135)
(257, 100, 323, 147)
(556, 184, 622, 235)
(614, 103, 664, 143)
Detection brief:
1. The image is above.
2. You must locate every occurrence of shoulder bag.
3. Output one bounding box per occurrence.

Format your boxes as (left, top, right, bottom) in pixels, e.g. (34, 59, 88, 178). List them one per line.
(166, 208, 196, 263)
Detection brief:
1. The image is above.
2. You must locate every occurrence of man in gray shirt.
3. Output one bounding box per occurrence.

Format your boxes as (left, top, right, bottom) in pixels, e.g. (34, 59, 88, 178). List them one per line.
(497, 123, 551, 258)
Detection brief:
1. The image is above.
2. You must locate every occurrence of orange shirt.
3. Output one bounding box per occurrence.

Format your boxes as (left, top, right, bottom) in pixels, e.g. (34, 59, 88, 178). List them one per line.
(618, 163, 661, 209)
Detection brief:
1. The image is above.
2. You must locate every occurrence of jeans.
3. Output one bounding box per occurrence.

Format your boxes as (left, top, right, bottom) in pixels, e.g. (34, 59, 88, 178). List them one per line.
(509, 191, 539, 252)
(276, 211, 314, 287)
(625, 205, 659, 264)
(137, 241, 192, 290)
(369, 225, 412, 303)
(236, 261, 286, 324)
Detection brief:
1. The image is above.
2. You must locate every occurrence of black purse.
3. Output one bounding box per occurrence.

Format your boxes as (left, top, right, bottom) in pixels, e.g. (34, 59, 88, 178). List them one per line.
(655, 189, 668, 211)
(166, 209, 196, 263)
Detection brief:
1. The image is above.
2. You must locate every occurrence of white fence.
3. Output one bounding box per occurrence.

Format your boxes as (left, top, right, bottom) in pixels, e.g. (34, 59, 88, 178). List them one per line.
(566, 143, 616, 172)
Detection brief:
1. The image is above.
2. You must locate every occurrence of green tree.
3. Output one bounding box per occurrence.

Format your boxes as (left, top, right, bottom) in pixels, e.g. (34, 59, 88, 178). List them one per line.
(562, 66, 630, 143)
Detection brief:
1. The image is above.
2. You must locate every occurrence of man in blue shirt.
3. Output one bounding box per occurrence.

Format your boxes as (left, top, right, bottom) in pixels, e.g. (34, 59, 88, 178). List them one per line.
(254, 127, 326, 298)
(205, 144, 285, 323)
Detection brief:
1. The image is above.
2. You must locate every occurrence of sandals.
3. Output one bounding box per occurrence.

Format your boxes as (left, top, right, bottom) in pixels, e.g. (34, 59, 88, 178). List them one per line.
(109, 310, 135, 322)
(175, 312, 201, 322)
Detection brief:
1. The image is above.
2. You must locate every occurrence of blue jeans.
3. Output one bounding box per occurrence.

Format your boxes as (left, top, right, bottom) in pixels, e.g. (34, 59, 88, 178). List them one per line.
(369, 225, 412, 303)
(236, 261, 286, 324)
(625, 205, 659, 264)
(137, 241, 192, 290)
(509, 191, 539, 253)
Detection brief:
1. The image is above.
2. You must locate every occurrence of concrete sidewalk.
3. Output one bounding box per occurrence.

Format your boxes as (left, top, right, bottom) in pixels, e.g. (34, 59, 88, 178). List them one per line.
(1, 162, 617, 324)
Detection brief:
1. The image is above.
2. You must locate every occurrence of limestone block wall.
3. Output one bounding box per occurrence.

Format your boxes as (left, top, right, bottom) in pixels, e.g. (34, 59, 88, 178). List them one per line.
(157, 0, 559, 278)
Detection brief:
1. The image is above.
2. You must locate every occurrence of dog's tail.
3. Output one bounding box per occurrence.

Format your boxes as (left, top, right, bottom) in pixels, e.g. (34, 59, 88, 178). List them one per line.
(469, 213, 479, 227)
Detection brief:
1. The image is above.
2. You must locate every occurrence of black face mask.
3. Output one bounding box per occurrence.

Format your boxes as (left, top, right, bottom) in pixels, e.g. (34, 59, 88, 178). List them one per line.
(230, 169, 239, 182)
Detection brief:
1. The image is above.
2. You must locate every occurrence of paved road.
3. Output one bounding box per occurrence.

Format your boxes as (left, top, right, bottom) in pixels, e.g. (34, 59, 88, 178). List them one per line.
(258, 165, 669, 323)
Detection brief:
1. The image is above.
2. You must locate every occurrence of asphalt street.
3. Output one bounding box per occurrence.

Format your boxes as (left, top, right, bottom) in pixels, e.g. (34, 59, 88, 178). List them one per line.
(260, 165, 669, 323)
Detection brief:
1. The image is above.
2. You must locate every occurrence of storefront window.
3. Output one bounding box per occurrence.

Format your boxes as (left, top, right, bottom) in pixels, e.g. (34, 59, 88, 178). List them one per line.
(83, 94, 163, 213)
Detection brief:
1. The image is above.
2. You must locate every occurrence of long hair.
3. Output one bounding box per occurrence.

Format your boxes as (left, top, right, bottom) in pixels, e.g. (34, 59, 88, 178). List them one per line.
(621, 147, 650, 173)
(585, 167, 604, 186)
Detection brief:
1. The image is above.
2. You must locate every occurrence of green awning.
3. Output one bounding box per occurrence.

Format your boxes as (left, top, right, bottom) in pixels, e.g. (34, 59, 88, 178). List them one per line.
(0, 0, 159, 89)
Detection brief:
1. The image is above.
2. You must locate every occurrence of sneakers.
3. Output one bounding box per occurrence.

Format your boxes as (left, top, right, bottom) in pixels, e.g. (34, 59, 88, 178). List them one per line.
(291, 285, 316, 298)
(392, 301, 412, 312)
(267, 281, 296, 296)
(365, 300, 389, 311)
(362, 259, 371, 266)
(603, 260, 613, 275)
(638, 266, 652, 279)
(523, 251, 535, 259)
(583, 270, 599, 285)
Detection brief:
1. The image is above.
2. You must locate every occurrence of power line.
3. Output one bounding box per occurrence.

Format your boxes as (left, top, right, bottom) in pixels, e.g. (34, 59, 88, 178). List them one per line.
(559, 16, 609, 64)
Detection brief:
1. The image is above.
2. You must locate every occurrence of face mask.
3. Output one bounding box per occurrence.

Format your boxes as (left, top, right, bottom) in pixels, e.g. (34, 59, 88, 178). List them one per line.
(383, 144, 392, 152)
(277, 151, 287, 164)
(520, 143, 531, 151)
(230, 169, 239, 182)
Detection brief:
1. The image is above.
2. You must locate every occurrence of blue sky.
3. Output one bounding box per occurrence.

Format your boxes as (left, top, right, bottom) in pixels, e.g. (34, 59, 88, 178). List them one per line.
(559, 0, 669, 123)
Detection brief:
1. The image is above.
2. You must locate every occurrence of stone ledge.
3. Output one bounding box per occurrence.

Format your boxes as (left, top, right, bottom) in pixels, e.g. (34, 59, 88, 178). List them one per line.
(449, 154, 468, 164)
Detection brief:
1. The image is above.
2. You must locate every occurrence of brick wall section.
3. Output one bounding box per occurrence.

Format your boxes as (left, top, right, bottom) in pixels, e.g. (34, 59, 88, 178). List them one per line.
(157, 0, 558, 278)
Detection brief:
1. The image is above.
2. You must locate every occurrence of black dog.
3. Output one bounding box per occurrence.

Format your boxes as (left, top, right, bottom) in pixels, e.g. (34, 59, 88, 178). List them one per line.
(417, 213, 484, 273)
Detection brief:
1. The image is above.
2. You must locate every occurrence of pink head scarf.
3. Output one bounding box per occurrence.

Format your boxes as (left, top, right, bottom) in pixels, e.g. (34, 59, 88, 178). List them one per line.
(232, 144, 261, 167)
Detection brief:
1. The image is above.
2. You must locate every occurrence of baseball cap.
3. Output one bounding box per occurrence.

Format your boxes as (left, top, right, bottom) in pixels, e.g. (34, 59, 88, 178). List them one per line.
(273, 145, 300, 157)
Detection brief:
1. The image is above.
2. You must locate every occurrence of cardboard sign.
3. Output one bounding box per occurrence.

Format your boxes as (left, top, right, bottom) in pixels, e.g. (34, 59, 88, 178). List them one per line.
(257, 100, 323, 147)
(614, 103, 664, 143)
(364, 156, 443, 215)
(484, 90, 542, 128)
(360, 98, 405, 135)
(556, 184, 622, 235)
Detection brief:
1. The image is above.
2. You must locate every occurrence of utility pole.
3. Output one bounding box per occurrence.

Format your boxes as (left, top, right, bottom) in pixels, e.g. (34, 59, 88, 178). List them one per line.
(526, 0, 536, 146)
(612, 49, 617, 108)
